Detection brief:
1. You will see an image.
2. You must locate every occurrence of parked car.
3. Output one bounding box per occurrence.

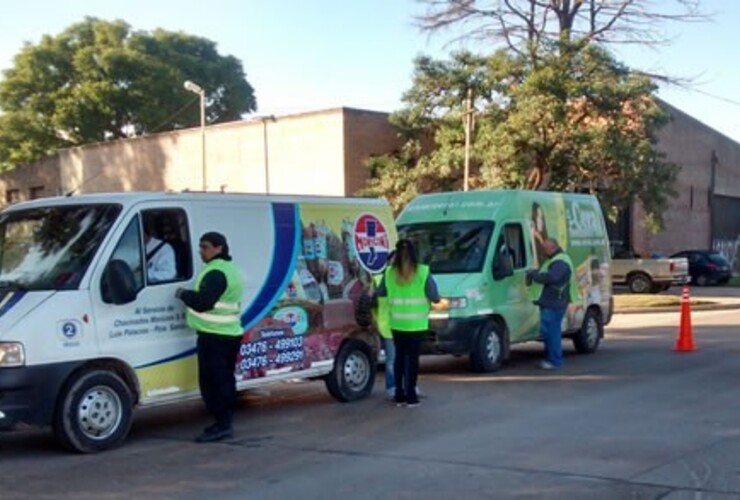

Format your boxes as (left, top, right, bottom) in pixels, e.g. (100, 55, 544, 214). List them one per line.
(670, 250, 732, 286)
(610, 243, 688, 294)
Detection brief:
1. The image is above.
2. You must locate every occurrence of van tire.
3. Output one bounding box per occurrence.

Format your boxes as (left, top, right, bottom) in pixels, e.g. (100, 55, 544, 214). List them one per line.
(324, 340, 375, 402)
(53, 370, 133, 453)
(572, 308, 602, 354)
(627, 273, 652, 294)
(469, 322, 505, 373)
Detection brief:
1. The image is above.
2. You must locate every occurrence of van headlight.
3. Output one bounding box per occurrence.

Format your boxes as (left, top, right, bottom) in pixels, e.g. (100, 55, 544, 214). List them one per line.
(446, 297, 468, 309)
(0, 342, 25, 367)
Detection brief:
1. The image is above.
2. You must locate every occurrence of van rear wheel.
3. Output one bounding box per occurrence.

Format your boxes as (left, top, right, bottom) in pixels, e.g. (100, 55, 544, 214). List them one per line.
(572, 308, 602, 354)
(470, 322, 505, 373)
(53, 369, 133, 453)
(324, 339, 375, 402)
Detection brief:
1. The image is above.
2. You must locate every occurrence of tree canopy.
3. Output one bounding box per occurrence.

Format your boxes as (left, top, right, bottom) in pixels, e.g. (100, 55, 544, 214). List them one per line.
(362, 43, 678, 229)
(0, 17, 256, 171)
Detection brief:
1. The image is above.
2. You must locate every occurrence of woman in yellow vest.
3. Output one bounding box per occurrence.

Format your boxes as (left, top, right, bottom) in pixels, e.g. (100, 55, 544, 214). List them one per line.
(376, 239, 447, 407)
(176, 232, 245, 442)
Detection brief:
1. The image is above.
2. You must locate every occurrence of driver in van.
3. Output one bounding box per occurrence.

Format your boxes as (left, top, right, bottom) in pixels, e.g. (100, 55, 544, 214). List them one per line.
(144, 219, 177, 283)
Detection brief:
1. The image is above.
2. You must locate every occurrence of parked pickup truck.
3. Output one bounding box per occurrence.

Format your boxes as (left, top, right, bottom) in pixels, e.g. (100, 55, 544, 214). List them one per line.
(610, 245, 689, 293)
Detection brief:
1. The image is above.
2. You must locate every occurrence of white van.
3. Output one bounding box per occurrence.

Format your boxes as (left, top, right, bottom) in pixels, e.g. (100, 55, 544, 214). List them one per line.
(0, 192, 396, 452)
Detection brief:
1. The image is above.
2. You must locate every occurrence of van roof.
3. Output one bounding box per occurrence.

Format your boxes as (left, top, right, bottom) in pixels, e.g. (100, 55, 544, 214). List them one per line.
(3, 191, 389, 212)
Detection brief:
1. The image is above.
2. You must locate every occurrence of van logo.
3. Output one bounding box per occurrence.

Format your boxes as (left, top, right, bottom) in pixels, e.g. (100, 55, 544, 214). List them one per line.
(353, 213, 390, 273)
(58, 320, 82, 344)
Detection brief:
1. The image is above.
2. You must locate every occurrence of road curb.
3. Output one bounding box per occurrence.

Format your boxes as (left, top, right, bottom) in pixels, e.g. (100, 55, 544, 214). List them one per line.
(614, 303, 740, 315)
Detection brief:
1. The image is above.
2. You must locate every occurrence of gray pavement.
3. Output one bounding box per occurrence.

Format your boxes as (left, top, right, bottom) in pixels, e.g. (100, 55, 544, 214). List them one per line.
(3, 307, 740, 499)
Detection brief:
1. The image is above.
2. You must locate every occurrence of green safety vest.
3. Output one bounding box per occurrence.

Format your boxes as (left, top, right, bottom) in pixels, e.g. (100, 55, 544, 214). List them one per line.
(372, 274, 392, 339)
(186, 258, 245, 336)
(529, 252, 580, 304)
(385, 264, 431, 332)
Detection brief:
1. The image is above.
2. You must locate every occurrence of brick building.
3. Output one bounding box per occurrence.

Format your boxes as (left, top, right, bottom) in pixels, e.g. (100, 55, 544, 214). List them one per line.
(1, 103, 739, 271)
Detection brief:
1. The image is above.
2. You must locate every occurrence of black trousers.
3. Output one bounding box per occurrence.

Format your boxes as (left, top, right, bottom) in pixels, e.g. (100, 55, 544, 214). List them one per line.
(392, 330, 423, 404)
(197, 332, 242, 429)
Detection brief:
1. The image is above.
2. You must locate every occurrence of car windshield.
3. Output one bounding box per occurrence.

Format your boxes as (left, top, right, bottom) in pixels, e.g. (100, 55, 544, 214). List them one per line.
(398, 221, 494, 274)
(0, 204, 122, 291)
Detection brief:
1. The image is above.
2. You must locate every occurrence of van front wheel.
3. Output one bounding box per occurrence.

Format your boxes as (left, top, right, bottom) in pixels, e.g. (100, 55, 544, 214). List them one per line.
(572, 308, 602, 354)
(53, 370, 133, 453)
(325, 340, 375, 402)
(470, 322, 505, 373)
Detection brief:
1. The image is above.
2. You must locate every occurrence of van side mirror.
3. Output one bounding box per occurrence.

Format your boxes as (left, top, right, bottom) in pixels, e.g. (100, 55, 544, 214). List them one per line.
(101, 259, 138, 304)
(492, 251, 514, 280)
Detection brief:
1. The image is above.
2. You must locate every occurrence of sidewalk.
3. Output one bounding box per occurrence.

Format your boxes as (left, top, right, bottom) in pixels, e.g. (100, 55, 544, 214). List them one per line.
(614, 285, 740, 314)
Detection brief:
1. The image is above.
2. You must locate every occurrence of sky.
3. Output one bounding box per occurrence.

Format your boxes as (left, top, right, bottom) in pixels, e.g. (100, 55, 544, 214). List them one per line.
(1, 0, 739, 142)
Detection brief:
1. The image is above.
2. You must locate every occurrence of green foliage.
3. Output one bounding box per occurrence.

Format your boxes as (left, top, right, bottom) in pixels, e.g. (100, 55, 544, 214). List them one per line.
(362, 42, 678, 229)
(0, 17, 256, 171)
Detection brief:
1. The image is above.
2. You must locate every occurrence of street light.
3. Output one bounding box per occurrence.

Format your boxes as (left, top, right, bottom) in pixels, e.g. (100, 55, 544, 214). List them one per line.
(259, 115, 277, 193)
(184, 80, 206, 191)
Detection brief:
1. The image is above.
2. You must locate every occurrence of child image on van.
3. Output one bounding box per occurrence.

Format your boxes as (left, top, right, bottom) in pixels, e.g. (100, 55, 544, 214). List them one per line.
(396, 189, 612, 373)
(0, 193, 396, 453)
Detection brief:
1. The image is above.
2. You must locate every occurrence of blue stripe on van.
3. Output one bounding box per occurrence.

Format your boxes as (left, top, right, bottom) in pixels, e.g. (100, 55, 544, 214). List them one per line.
(240, 203, 300, 331)
(0, 290, 26, 318)
(135, 347, 197, 369)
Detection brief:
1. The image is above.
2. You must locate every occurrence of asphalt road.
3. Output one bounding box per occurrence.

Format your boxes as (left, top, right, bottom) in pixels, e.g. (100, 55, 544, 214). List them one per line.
(3, 307, 740, 499)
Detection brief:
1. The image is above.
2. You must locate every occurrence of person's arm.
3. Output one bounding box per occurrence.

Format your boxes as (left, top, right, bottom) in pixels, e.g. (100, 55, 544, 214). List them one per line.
(426, 274, 450, 310)
(177, 270, 227, 312)
(528, 260, 570, 286)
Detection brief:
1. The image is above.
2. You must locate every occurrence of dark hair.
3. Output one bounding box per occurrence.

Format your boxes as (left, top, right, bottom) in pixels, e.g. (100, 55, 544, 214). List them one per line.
(200, 231, 230, 257)
(393, 239, 419, 283)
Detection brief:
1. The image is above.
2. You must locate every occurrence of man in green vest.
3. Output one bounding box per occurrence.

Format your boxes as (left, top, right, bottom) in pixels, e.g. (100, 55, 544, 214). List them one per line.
(176, 232, 245, 442)
(526, 238, 578, 370)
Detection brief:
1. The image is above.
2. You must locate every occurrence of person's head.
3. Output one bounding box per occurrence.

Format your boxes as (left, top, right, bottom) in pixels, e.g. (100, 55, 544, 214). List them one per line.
(199, 232, 229, 263)
(393, 239, 418, 283)
(543, 238, 561, 258)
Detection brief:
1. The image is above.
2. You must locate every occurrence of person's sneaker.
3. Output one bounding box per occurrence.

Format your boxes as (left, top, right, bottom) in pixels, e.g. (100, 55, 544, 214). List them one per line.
(537, 360, 559, 370)
(406, 400, 421, 408)
(416, 387, 426, 399)
(394, 395, 406, 407)
(195, 426, 233, 443)
(386, 388, 396, 400)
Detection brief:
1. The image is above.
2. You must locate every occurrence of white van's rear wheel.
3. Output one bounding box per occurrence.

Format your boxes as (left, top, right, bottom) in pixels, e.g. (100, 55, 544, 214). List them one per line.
(572, 308, 602, 354)
(470, 322, 505, 373)
(325, 339, 375, 402)
(54, 369, 133, 453)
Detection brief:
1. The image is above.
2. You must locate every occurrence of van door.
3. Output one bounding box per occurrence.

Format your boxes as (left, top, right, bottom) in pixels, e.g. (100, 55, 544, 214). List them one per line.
(92, 206, 197, 404)
(490, 222, 539, 343)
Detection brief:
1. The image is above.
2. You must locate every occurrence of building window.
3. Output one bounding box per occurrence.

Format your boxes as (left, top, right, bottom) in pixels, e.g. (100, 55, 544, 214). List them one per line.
(5, 189, 20, 204)
(29, 186, 45, 200)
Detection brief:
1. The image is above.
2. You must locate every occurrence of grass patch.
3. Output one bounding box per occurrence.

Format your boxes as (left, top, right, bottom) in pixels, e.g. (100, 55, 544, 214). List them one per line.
(614, 295, 714, 309)
(727, 276, 740, 287)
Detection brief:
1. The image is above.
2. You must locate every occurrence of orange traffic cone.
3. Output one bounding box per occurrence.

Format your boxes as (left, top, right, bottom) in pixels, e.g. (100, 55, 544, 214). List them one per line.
(675, 283, 696, 352)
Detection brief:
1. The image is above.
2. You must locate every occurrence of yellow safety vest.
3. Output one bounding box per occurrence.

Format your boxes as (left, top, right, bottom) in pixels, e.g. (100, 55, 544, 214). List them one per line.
(385, 264, 431, 332)
(186, 258, 245, 336)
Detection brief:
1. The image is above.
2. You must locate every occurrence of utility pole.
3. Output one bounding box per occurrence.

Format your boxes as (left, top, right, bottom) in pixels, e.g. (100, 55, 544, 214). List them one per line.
(463, 87, 474, 192)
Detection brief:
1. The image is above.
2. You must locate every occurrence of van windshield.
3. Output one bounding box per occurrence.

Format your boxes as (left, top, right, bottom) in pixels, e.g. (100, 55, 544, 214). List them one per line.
(398, 221, 494, 274)
(0, 204, 122, 291)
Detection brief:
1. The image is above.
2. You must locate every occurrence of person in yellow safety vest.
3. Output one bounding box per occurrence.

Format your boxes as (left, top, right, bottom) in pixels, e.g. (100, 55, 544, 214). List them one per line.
(525, 238, 579, 370)
(372, 251, 396, 399)
(375, 239, 448, 407)
(176, 232, 245, 442)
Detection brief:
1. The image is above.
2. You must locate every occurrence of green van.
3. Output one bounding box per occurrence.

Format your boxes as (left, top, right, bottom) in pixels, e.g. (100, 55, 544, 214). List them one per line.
(396, 189, 613, 372)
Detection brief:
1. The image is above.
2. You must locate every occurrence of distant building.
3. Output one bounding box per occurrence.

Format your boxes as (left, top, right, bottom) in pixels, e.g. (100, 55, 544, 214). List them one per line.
(1, 102, 739, 272)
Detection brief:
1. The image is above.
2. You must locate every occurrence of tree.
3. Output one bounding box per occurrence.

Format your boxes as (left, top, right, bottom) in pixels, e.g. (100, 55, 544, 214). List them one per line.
(416, 0, 705, 55)
(362, 45, 678, 229)
(0, 17, 256, 171)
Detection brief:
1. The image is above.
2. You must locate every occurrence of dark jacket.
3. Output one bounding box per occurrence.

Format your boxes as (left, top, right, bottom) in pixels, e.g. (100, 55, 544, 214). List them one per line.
(528, 251, 572, 309)
(179, 256, 229, 313)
